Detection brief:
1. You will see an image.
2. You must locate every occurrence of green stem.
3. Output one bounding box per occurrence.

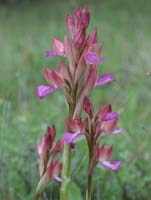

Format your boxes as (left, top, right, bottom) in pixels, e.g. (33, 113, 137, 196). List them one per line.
(86, 173, 93, 200)
(86, 148, 93, 200)
(86, 120, 95, 200)
(60, 143, 71, 200)
(60, 84, 77, 200)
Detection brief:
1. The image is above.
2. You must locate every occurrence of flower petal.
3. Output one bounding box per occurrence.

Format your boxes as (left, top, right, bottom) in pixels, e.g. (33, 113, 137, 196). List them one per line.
(101, 118, 118, 133)
(96, 73, 116, 86)
(98, 104, 112, 120)
(47, 159, 62, 180)
(99, 128, 124, 137)
(66, 14, 75, 39)
(36, 85, 57, 99)
(64, 36, 74, 75)
(83, 96, 94, 118)
(43, 68, 65, 88)
(53, 38, 65, 57)
(100, 160, 120, 170)
(87, 28, 98, 46)
(51, 138, 64, 157)
(103, 112, 119, 121)
(44, 126, 56, 150)
(81, 5, 90, 27)
(64, 132, 81, 144)
(54, 175, 62, 182)
(86, 53, 104, 64)
(58, 61, 70, 82)
(45, 51, 58, 57)
(112, 128, 124, 134)
(75, 50, 87, 83)
(37, 138, 43, 156)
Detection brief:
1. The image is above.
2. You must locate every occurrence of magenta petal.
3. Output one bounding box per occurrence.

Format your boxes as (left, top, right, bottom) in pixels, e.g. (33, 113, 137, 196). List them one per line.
(64, 132, 81, 144)
(96, 73, 116, 86)
(112, 128, 124, 134)
(101, 160, 120, 170)
(54, 175, 62, 182)
(45, 51, 58, 57)
(36, 85, 57, 99)
(86, 53, 104, 64)
(104, 112, 119, 121)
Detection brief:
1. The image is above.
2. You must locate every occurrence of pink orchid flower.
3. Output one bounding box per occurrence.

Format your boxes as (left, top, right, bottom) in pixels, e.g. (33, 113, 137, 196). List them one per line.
(36, 68, 65, 99)
(94, 144, 120, 170)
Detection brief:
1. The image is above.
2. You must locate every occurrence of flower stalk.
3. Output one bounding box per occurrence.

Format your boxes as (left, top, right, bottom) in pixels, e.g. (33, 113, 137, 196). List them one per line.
(86, 173, 93, 200)
(60, 81, 78, 200)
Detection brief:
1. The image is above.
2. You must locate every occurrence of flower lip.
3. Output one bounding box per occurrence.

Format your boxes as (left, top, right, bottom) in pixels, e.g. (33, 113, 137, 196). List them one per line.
(54, 175, 62, 182)
(95, 144, 120, 171)
(45, 51, 58, 57)
(103, 112, 119, 121)
(96, 73, 116, 86)
(64, 132, 81, 144)
(100, 160, 120, 170)
(86, 53, 104, 64)
(36, 85, 57, 100)
(112, 128, 124, 134)
(99, 127, 124, 137)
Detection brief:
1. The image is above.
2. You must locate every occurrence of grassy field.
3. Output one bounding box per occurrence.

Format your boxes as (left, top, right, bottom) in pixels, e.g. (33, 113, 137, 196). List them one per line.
(0, 0, 151, 199)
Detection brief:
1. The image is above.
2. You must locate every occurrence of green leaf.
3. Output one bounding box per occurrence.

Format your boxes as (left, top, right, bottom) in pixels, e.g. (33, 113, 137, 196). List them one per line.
(68, 182, 82, 200)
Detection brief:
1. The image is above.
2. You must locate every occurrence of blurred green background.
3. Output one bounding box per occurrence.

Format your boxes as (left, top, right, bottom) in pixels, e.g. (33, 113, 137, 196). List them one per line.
(0, 0, 151, 199)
